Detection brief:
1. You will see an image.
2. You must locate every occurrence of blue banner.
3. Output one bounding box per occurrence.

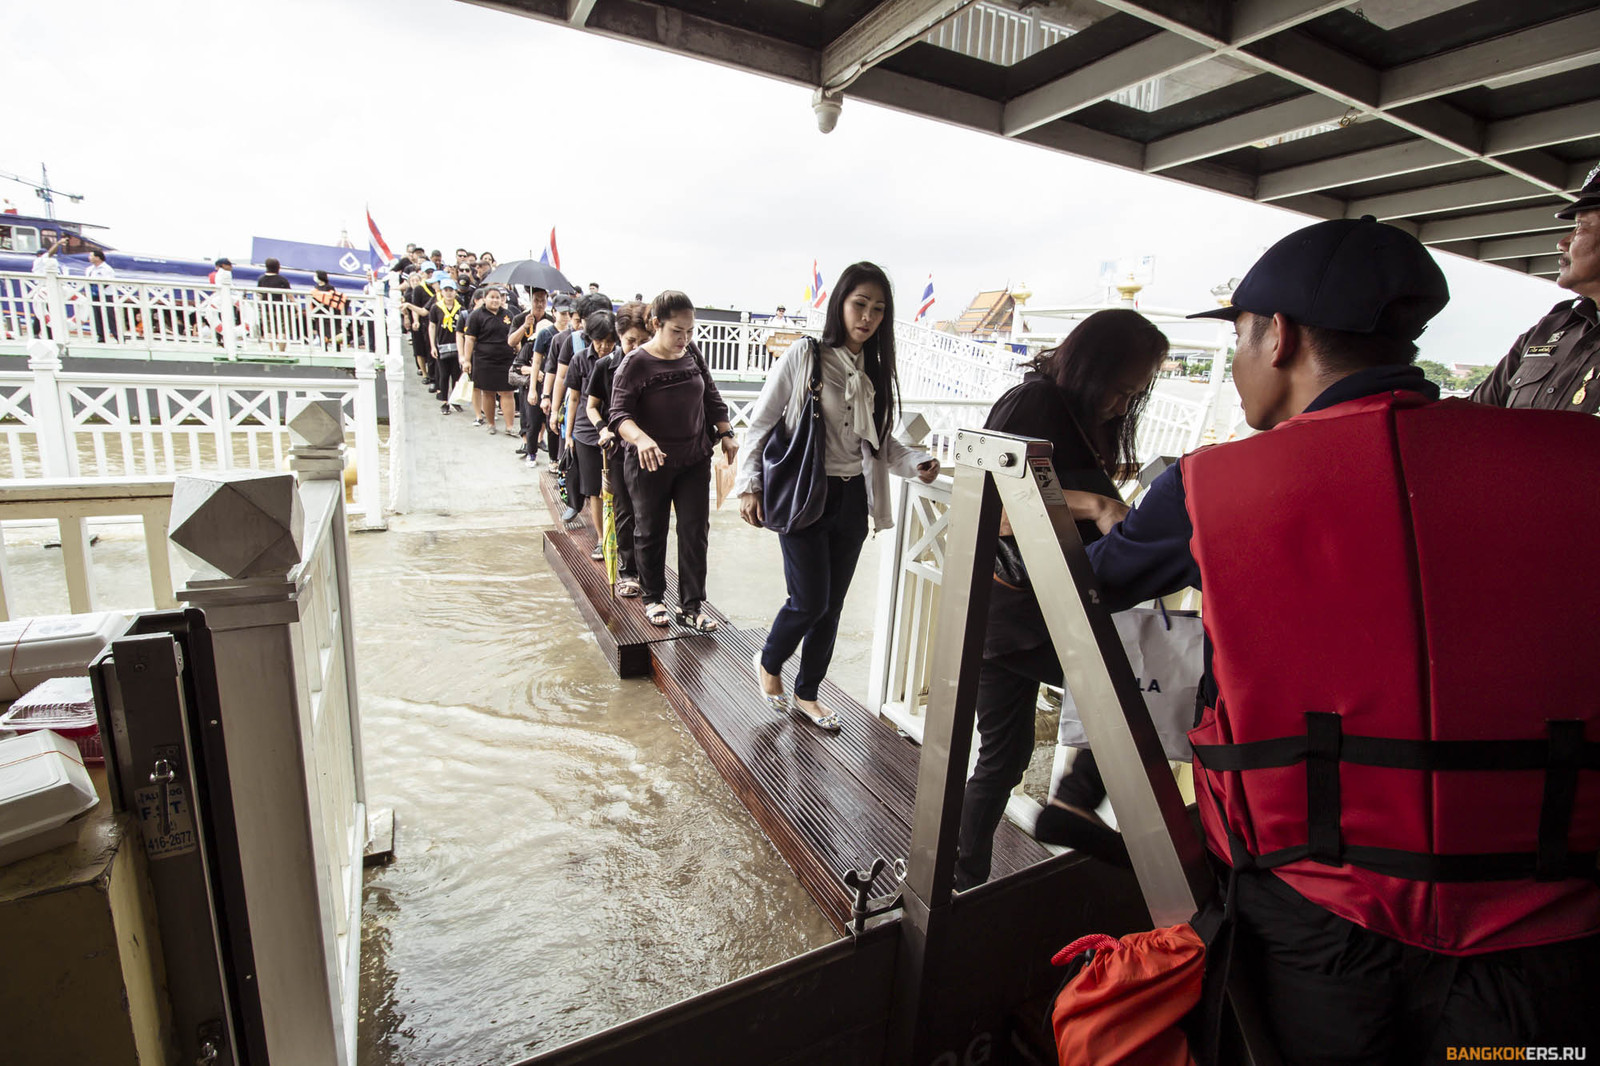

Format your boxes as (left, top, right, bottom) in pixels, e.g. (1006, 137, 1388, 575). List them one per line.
(251, 237, 377, 277)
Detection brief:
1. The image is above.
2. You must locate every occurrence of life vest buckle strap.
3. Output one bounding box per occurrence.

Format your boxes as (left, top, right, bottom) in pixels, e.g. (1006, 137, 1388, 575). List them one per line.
(1538, 720, 1586, 882)
(1305, 712, 1344, 865)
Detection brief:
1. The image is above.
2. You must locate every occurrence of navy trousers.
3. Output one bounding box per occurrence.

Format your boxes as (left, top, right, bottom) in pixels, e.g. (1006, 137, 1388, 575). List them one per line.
(761, 476, 869, 702)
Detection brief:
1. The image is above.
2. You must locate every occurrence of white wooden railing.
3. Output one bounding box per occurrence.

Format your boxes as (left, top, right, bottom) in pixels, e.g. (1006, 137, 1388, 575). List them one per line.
(1, 270, 388, 365)
(0, 341, 384, 523)
(0, 476, 177, 620)
(174, 400, 367, 1066)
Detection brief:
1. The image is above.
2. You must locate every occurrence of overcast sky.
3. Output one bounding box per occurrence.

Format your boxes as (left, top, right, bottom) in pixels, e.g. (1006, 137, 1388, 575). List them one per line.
(9, 0, 1570, 364)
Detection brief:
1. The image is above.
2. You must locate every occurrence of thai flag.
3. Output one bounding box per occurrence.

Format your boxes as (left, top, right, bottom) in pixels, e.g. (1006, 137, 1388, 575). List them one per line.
(916, 275, 935, 322)
(541, 228, 561, 270)
(366, 207, 393, 269)
(807, 260, 827, 309)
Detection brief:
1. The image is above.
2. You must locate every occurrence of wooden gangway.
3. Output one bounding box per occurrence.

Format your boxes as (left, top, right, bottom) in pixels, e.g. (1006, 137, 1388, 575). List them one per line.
(537, 474, 1051, 933)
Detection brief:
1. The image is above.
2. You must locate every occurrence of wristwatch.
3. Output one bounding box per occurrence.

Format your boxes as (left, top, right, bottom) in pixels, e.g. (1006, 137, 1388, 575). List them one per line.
(716, 429, 736, 441)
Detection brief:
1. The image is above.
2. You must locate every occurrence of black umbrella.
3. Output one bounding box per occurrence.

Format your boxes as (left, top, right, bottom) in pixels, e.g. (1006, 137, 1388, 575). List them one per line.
(484, 259, 575, 293)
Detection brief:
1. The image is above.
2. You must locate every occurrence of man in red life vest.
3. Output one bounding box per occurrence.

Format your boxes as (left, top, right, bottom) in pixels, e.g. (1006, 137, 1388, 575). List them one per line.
(1084, 216, 1600, 1063)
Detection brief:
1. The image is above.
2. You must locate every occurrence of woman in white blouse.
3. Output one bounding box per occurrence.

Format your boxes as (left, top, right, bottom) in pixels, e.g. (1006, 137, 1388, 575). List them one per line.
(735, 262, 939, 731)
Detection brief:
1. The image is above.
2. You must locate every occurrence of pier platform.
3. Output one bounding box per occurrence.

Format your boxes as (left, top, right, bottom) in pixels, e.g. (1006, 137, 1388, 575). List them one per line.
(537, 471, 1050, 933)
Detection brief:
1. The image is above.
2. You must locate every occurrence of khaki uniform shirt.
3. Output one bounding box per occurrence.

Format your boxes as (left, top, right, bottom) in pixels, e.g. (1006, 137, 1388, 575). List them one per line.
(1472, 297, 1600, 413)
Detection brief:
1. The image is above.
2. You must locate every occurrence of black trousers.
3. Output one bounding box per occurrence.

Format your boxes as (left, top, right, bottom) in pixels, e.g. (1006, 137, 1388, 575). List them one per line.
(604, 445, 637, 580)
(954, 640, 1109, 889)
(1232, 870, 1600, 1065)
(761, 476, 869, 701)
(435, 354, 461, 405)
(89, 284, 116, 342)
(625, 452, 711, 609)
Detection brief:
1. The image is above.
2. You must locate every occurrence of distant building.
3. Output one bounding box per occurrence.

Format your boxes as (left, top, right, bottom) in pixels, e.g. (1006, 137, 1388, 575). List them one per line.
(951, 289, 1016, 341)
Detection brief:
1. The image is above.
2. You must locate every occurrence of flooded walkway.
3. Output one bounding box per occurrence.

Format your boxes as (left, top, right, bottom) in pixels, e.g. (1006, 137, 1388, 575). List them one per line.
(356, 369, 838, 1066)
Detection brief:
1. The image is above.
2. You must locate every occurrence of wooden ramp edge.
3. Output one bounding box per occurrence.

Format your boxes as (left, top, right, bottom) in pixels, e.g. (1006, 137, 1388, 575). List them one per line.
(537, 470, 1049, 933)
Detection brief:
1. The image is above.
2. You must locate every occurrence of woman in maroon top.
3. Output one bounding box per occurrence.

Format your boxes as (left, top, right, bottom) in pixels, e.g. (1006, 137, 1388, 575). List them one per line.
(609, 291, 737, 630)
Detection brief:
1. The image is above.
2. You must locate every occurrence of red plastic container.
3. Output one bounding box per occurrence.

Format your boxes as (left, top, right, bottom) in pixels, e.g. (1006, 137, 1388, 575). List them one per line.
(1, 677, 101, 764)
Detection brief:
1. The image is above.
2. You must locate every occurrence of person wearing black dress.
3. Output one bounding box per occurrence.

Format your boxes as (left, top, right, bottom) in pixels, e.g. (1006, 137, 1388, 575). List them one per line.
(954, 308, 1170, 890)
(461, 287, 518, 434)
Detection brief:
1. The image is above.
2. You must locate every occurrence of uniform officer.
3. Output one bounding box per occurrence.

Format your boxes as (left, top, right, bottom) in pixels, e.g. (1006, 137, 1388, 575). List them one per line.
(1472, 162, 1600, 411)
(1083, 216, 1600, 1064)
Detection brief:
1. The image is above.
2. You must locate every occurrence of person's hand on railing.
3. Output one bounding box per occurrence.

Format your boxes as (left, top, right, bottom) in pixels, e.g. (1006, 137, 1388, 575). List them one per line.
(916, 459, 940, 483)
(739, 491, 763, 528)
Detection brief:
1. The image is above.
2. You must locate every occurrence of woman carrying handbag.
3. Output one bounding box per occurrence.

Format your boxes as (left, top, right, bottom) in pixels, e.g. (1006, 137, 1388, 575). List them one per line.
(734, 262, 939, 732)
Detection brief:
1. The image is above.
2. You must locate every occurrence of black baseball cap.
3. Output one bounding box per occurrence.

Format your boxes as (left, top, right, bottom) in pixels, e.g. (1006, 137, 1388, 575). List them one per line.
(214, 257, 233, 268)
(1189, 215, 1449, 341)
(1555, 161, 1600, 220)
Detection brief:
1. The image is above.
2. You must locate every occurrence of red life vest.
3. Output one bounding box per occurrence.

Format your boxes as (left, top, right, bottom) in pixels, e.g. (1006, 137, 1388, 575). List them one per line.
(1183, 390, 1600, 955)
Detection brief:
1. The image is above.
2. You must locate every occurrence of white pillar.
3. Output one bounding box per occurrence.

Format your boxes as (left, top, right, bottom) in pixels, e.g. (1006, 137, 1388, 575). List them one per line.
(27, 339, 73, 478)
(218, 278, 238, 358)
(43, 272, 69, 348)
(380, 289, 408, 514)
(351, 351, 385, 528)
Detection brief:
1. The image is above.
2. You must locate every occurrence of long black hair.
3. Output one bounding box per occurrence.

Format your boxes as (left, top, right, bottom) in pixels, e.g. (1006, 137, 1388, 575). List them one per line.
(1026, 308, 1168, 476)
(820, 261, 900, 444)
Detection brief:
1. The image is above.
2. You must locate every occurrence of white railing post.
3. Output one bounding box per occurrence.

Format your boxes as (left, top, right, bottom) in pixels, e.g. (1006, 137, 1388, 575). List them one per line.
(351, 351, 385, 528)
(219, 277, 238, 357)
(43, 272, 70, 347)
(378, 289, 407, 514)
(867, 475, 909, 717)
(27, 339, 73, 478)
(738, 312, 752, 378)
(171, 446, 361, 1066)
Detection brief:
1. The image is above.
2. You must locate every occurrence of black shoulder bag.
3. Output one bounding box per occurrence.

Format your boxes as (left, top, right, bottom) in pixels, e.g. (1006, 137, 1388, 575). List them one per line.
(760, 339, 827, 534)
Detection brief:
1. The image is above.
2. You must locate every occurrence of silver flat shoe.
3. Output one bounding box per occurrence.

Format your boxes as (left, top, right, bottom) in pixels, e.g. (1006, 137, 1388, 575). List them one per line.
(754, 652, 789, 712)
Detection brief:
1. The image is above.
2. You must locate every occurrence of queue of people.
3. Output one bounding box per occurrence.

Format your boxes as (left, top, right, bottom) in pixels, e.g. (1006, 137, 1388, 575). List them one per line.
(404, 185, 1600, 1062)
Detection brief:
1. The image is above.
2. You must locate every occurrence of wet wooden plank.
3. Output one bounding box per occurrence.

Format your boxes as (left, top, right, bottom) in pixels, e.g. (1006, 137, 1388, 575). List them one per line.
(538, 470, 1048, 932)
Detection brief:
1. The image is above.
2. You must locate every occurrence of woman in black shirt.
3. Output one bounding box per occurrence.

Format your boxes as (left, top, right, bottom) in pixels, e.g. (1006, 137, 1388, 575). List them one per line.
(609, 291, 736, 630)
(462, 287, 518, 434)
(954, 309, 1169, 891)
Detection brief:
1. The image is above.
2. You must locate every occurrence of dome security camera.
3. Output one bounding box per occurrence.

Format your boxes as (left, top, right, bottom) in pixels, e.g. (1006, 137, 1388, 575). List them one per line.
(812, 88, 842, 133)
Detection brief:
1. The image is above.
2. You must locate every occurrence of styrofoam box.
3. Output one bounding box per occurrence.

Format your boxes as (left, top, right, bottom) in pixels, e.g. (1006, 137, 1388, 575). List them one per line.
(0, 730, 100, 867)
(0, 612, 130, 702)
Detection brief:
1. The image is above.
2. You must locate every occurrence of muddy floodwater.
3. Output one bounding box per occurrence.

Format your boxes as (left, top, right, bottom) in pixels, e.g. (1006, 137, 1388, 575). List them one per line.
(352, 509, 869, 1065)
(350, 371, 895, 1066)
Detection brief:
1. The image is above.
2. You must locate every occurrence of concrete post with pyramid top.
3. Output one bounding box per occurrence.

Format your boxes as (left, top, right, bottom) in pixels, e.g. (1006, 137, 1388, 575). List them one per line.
(168, 415, 369, 1063)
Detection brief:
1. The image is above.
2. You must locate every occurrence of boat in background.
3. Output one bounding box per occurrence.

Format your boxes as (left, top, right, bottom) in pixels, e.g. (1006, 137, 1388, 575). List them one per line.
(0, 211, 372, 293)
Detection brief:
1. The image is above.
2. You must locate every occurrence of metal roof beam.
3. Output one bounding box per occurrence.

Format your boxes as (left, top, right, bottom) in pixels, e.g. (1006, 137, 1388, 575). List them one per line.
(849, 65, 1004, 134)
(1525, 254, 1562, 277)
(821, 0, 973, 89)
(1418, 205, 1572, 244)
(1485, 102, 1600, 156)
(1477, 233, 1566, 262)
(1380, 10, 1600, 109)
(1144, 94, 1348, 172)
(1256, 140, 1464, 201)
(1228, 0, 1352, 44)
(1346, 175, 1552, 221)
(1242, 29, 1380, 107)
(1002, 32, 1209, 137)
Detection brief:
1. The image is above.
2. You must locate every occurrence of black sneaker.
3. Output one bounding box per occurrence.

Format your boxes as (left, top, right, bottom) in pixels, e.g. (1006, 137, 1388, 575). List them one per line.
(440, 404, 450, 414)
